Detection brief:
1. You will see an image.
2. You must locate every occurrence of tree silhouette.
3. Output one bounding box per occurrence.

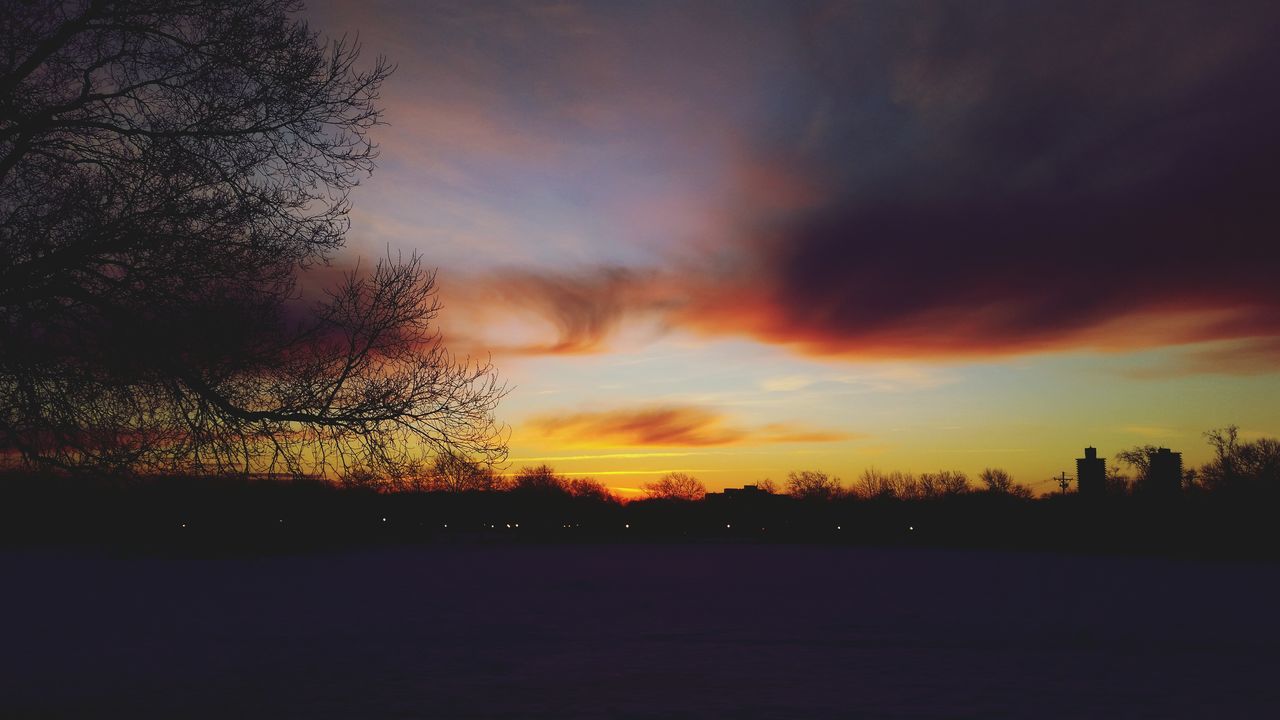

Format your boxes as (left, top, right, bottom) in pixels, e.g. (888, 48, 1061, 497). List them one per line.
(917, 470, 970, 499)
(978, 468, 1033, 498)
(754, 478, 779, 494)
(854, 468, 910, 499)
(509, 465, 562, 493)
(0, 0, 506, 479)
(642, 472, 706, 501)
(422, 450, 503, 493)
(564, 477, 616, 502)
(787, 469, 841, 500)
(1115, 445, 1160, 486)
(1200, 426, 1280, 496)
(1105, 465, 1132, 496)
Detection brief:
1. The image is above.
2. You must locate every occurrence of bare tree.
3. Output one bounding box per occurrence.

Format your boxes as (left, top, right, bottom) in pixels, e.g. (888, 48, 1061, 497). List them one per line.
(511, 465, 565, 493)
(1105, 465, 1131, 496)
(854, 468, 912, 499)
(1204, 426, 1240, 478)
(918, 470, 970, 499)
(787, 469, 841, 500)
(1200, 425, 1280, 495)
(422, 449, 504, 493)
(564, 476, 615, 502)
(754, 477, 779, 494)
(978, 468, 1033, 499)
(1114, 445, 1160, 485)
(642, 472, 706, 501)
(0, 0, 506, 479)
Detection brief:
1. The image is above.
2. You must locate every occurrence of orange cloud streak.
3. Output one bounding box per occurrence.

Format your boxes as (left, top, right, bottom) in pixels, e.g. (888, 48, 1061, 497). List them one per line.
(524, 405, 854, 448)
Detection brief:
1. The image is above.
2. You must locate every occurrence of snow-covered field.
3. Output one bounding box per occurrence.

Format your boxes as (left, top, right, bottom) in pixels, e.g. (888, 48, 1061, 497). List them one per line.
(3, 544, 1277, 718)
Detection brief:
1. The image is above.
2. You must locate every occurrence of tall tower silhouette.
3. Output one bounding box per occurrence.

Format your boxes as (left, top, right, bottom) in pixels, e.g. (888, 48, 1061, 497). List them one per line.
(1076, 447, 1106, 497)
(1148, 448, 1183, 495)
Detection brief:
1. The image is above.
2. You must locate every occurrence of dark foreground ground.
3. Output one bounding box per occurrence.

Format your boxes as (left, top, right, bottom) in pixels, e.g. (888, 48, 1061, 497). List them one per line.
(2, 544, 1278, 719)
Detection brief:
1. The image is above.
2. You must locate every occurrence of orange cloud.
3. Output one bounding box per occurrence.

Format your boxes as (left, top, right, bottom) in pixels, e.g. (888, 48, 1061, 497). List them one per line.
(524, 405, 854, 448)
(673, 287, 1280, 360)
(319, 253, 1280, 370)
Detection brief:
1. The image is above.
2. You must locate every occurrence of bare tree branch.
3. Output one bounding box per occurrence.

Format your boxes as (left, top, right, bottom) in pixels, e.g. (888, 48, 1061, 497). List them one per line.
(0, 0, 506, 480)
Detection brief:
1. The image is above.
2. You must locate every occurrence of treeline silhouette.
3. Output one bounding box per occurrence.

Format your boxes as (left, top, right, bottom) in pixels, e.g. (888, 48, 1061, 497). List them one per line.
(3, 427, 1278, 557)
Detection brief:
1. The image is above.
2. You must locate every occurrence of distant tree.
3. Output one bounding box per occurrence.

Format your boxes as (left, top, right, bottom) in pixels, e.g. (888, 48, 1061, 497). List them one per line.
(755, 478, 779, 494)
(511, 465, 565, 494)
(1182, 467, 1201, 494)
(1115, 445, 1161, 486)
(1199, 425, 1280, 496)
(978, 467, 1012, 492)
(896, 473, 922, 500)
(338, 467, 382, 491)
(642, 472, 706, 501)
(978, 468, 1033, 499)
(1117, 444, 1204, 495)
(854, 468, 912, 499)
(918, 470, 970, 499)
(564, 477, 616, 502)
(1105, 465, 1132, 496)
(424, 451, 503, 493)
(787, 470, 841, 500)
(0, 0, 506, 479)
(1201, 426, 1240, 490)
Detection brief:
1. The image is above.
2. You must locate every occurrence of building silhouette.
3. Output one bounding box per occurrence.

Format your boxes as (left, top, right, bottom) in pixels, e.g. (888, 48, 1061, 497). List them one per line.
(1148, 447, 1183, 495)
(705, 484, 776, 505)
(723, 484, 769, 498)
(1076, 446, 1106, 497)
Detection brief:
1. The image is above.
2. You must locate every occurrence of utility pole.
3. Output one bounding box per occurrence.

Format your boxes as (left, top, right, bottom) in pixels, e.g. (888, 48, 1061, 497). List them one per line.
(1055, 471, 1072, 495)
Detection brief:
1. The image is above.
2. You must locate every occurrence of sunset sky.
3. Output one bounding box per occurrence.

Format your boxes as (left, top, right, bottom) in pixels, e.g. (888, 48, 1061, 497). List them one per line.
(306, 0, 1280, 494)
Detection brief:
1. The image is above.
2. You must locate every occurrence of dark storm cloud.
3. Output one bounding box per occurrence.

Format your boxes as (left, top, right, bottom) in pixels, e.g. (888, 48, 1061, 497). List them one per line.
(377, 0, 1280, 361)
(677, 0, 1280, 356)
